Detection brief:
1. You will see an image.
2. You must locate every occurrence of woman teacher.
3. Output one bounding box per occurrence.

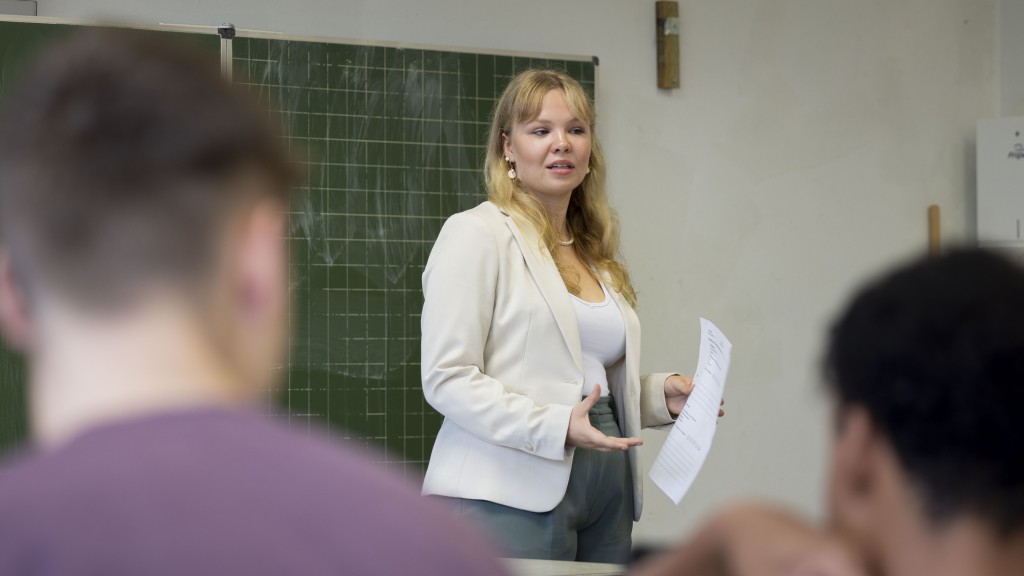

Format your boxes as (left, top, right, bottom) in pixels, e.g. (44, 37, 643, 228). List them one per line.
(420, 69, 708, 564)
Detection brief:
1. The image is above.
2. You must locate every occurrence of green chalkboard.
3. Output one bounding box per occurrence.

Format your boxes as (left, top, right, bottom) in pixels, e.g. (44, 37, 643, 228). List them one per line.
(0, 20, 595, 479)
(233, 35, 594, 479)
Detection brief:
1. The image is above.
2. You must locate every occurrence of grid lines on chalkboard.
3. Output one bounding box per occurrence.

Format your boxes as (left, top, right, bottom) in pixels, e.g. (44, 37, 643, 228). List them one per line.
(232, 36, 593, 480)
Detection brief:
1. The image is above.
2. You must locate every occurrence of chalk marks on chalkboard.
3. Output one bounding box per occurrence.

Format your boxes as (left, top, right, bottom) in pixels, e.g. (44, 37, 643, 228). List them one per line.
(233, 36, 594, 471)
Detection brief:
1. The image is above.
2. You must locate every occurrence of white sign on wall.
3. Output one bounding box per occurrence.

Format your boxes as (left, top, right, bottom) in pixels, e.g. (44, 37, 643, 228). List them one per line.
(977, 116, 1024, 247)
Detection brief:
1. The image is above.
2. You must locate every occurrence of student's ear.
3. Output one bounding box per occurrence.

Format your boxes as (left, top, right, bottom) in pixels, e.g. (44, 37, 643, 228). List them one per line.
(233, 199, 287, 325)
(0, 248, 35, 353)
(828, 405, 880, 536)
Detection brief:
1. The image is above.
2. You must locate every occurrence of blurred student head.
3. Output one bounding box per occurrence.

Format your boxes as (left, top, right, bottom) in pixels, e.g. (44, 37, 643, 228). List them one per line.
(635, 249, 1024, 576)
(0, 32, 514, 576)
(824, 249, 1024, 565)
(0, 30, 294, 396)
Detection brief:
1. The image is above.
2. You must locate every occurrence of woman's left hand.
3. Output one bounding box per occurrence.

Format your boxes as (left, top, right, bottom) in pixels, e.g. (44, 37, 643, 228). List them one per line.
(664, 374, 726, 419)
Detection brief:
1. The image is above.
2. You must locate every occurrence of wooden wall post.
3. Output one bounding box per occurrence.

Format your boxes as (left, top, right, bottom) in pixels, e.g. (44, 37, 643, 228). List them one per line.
(656, 1, 680, 89)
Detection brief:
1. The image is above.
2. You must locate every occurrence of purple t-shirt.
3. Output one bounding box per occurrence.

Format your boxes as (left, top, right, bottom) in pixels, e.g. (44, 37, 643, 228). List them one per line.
(0, 409, 509, 576)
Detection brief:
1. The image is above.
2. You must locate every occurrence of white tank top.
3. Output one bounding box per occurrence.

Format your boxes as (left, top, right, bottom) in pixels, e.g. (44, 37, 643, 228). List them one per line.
(570, 283, 627, 397)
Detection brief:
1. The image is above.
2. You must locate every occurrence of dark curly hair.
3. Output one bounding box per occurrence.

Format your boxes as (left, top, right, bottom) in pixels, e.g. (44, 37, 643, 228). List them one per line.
(825, 248, 1024, 536)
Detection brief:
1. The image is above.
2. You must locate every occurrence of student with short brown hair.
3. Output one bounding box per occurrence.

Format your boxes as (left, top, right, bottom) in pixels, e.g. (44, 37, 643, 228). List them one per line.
(0, 30, 508, 576)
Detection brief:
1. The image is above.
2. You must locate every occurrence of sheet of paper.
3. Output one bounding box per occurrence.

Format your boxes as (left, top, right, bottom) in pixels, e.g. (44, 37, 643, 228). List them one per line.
(649, 318, 732, 504)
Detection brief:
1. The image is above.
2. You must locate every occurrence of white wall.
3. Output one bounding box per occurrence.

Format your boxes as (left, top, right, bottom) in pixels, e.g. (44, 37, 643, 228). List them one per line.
(38, 0, 998, 545)
(1000, 0, 1024, 115)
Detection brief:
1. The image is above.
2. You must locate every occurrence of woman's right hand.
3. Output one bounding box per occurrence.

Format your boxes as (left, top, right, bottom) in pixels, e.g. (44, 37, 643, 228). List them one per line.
(565, 385, 644, 452)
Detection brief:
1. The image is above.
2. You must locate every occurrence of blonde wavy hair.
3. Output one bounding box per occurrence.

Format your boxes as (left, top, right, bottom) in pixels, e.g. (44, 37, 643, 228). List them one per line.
(484, 69, 637, 308)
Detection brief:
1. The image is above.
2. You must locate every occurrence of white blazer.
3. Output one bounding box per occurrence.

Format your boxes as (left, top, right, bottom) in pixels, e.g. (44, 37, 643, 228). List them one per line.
(421, 201, 675, 520)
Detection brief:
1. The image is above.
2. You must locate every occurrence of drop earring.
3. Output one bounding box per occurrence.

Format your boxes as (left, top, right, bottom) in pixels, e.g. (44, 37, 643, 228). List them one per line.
(505, 156, 517, 179)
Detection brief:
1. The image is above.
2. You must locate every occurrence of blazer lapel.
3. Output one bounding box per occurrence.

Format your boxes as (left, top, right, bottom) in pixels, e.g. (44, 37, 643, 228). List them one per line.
(502, 213, 584, 373)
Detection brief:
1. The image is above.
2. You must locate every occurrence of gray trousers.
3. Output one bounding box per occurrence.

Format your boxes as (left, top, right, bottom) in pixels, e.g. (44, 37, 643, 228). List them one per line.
(440, 396, 634, 564)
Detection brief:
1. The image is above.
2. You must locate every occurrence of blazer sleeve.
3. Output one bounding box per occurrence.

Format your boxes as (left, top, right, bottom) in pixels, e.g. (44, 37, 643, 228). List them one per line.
(421, 212, 574, 462)
(639, 372, 677, 428)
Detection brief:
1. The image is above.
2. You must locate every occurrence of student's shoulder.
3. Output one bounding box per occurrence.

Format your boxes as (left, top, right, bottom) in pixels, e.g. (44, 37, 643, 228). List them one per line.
(0, 451, 38, 506)
(220, 410, 423, 498)
(0, 412, 511, 575)
(0, 442, 80, 529)
(244, 414, 513, 574)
